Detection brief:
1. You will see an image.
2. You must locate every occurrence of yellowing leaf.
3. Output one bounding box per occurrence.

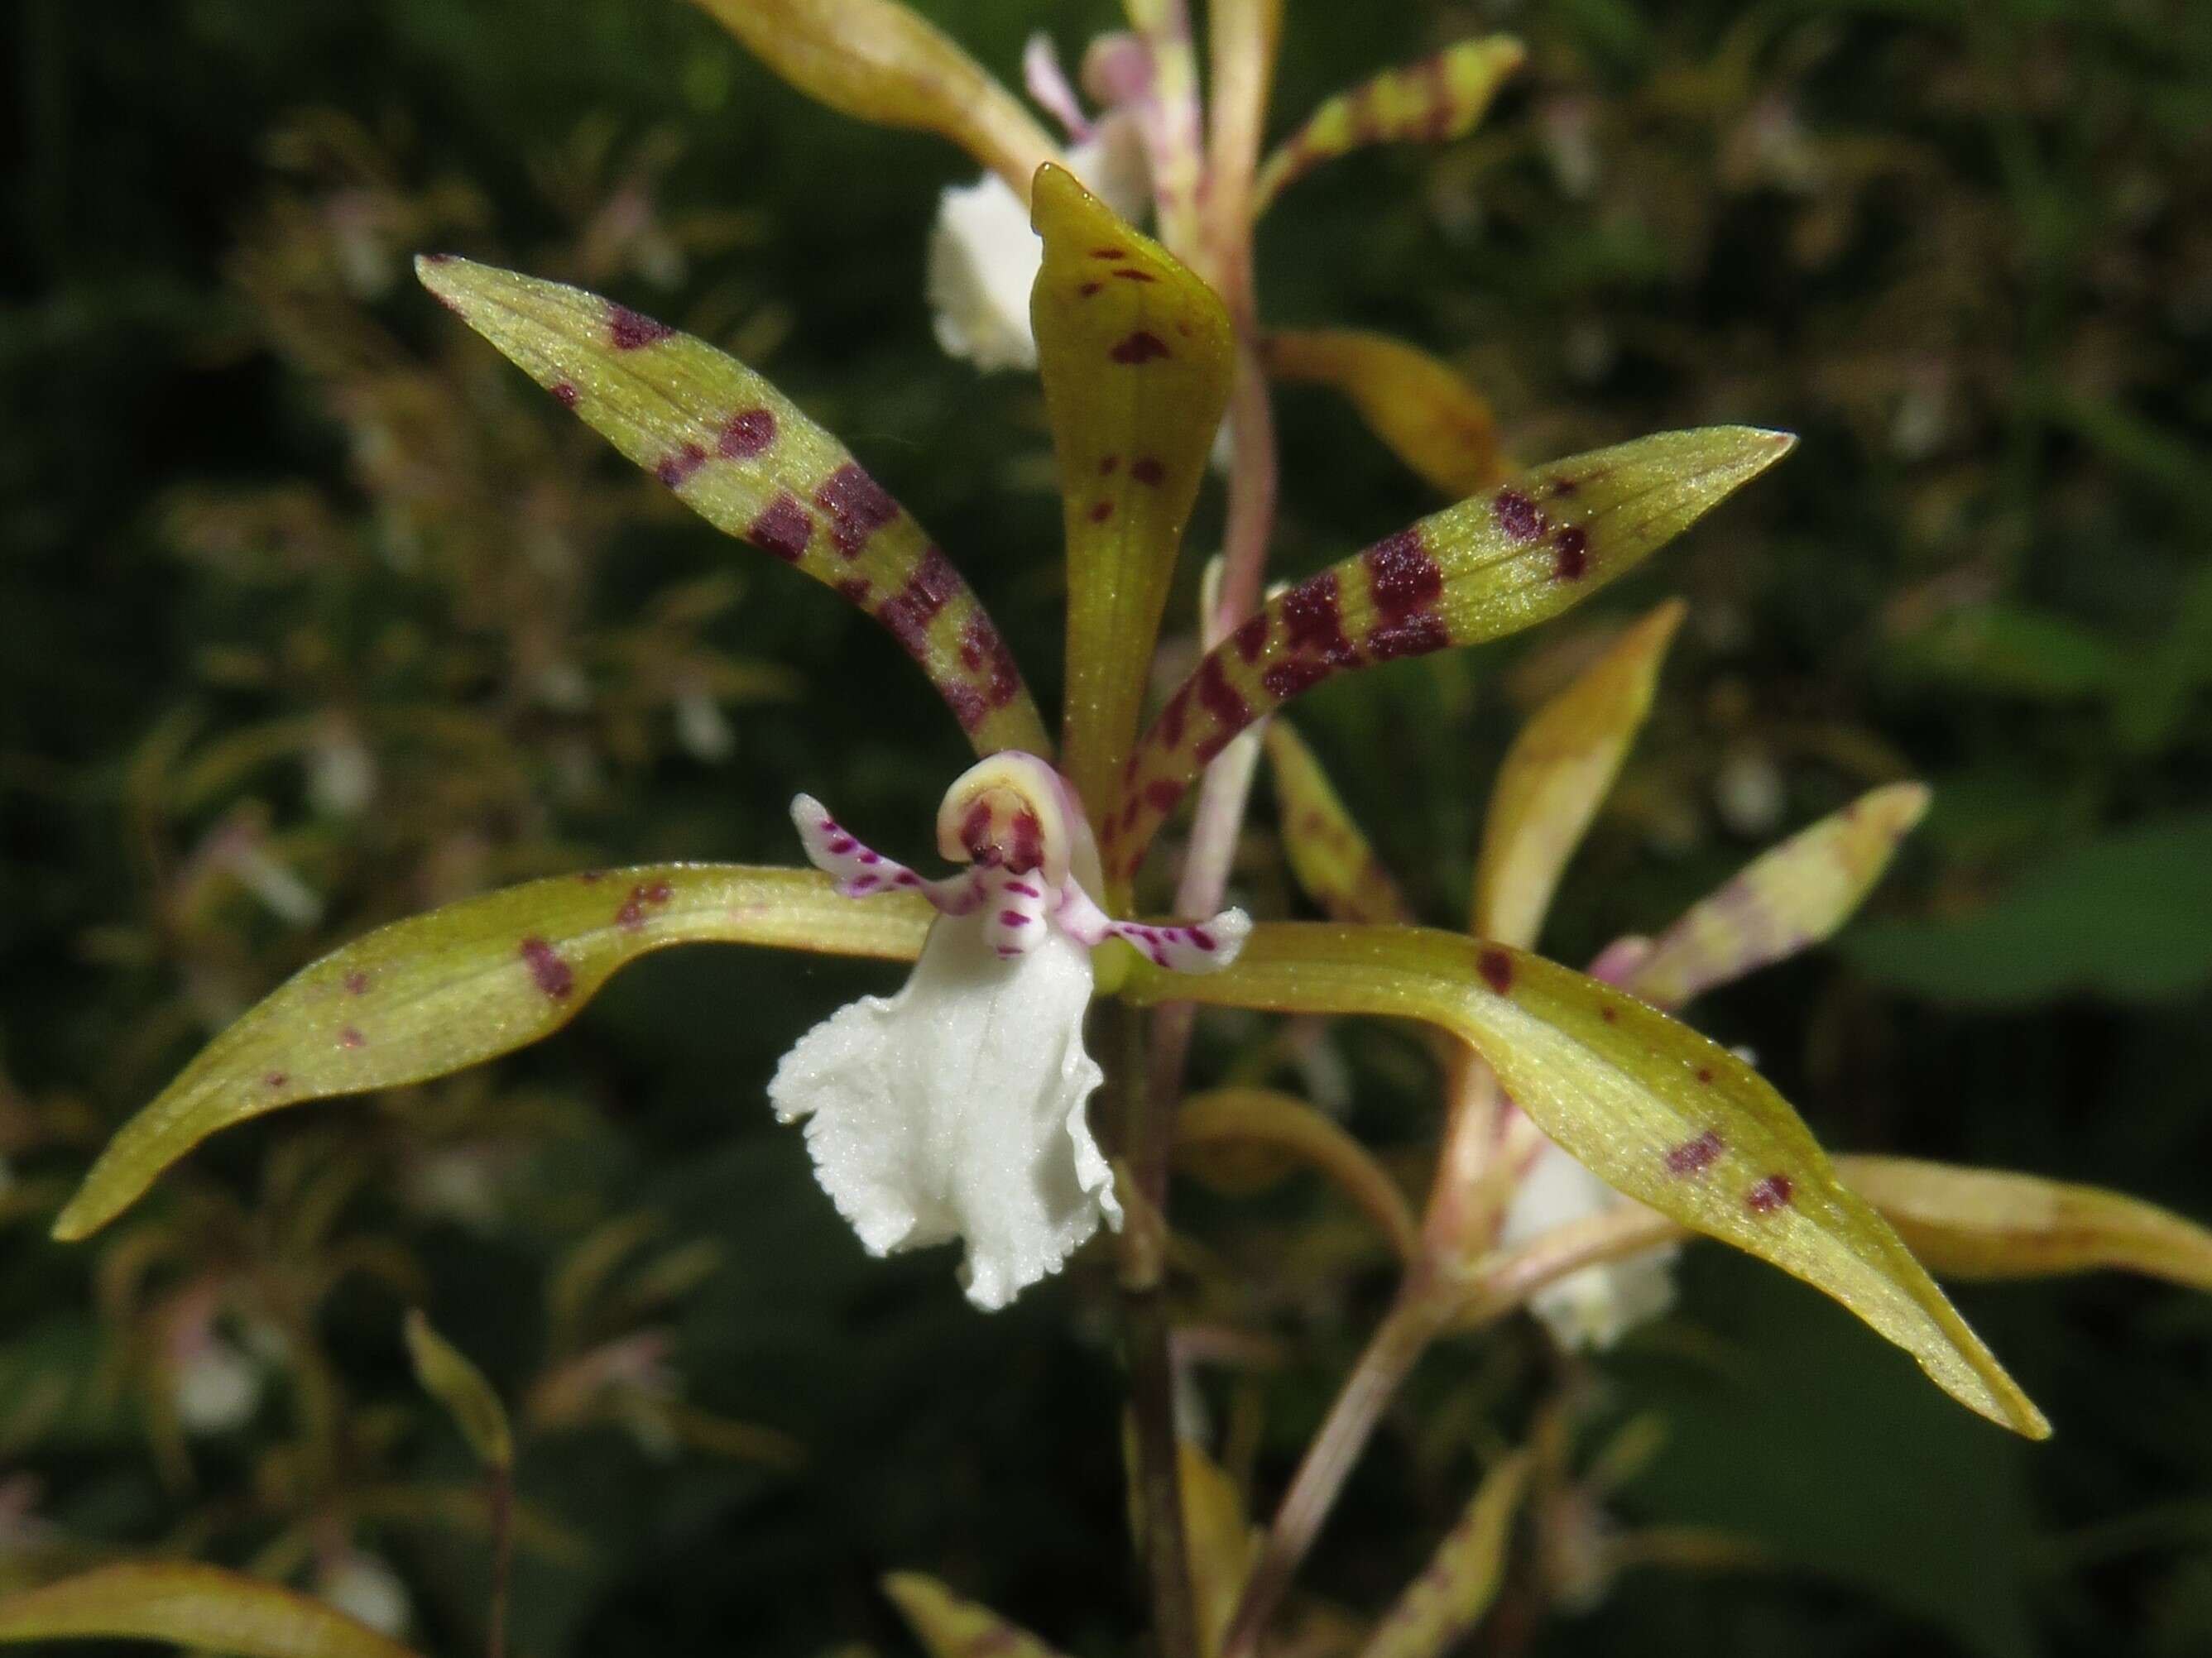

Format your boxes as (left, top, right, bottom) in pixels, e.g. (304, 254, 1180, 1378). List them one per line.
(1179, 1438, 1259, 1658)
(1104, 429, 1795, 886)
(1253, 36, 1527, 213)
(1124, 922, 2048, 1438)
(417, 256, 1048, 757)
(0, 1564, 423, 1658)
(1837, 1155, 2212, 1291)
(1177, 1087, 1421, 1262)
(55, 865, 929, 1242)
(404, 1309, 513, 1469)
(882, 1573, 1070, 1658)
(691, 0, 1058, 197)
(1032, 165, 1234, 827)
(1263, 722, 1414, 926)
(1356, 1452, 1530, 1658)
(1472, 601, 1684, 949)
(1622, 783, 1931, 1009)
(1266, 329, 1510, 497)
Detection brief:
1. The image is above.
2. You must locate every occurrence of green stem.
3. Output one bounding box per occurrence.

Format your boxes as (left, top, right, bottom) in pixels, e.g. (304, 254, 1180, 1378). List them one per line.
(1106, 999, 1201, 1658)
(1219, 1290, 1449, 1658)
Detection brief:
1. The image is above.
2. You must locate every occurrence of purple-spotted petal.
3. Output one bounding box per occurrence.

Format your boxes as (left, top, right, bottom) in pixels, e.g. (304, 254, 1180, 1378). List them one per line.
(1624, 782, 1931, 1009)
(1031, 165, 1234, 846)
(53, 865, 928, 1244)
(1119, 922, 2048, 1440)
(416, 256, 1048, 757)
(1252, 36, 1526, 213)
(1106, 429, 1795, 885)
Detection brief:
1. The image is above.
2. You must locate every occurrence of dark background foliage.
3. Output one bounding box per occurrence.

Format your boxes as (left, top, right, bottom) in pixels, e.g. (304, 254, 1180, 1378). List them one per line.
(5, 2, 2211, 1655)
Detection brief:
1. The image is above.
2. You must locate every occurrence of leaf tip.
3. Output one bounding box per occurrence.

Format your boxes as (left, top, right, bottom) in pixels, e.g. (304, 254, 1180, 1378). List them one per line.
(1029, 159, 1082, 230)
(50, 1187, 111, 1245)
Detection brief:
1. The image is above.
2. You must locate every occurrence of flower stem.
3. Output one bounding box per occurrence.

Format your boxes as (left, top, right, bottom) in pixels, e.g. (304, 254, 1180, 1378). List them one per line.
(1106, 999, 1202, 1658)
(1219, 1289, 1450, 1658)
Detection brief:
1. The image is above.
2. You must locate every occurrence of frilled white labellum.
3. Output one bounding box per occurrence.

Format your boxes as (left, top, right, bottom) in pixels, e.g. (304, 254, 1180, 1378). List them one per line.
(927, 112, 1148, 373)
(769, 754, 1249, 1309)
(1498, 1136, 1677, 1351)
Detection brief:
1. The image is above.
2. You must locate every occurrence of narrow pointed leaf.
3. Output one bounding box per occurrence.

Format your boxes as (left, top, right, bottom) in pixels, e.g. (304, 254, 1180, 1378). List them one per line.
(1178, 1086, 1422, 1262)
(1836, 1155, 2212, 1290)
(1473, 601, 1684, 948)
(0, 1564, 423, 1658)
(1106, 429, 1794, 885)
(1357, 1452, 1531, 1658)
(1123, 922, 2049, 1438)
(692, 0, 1059, 198)
(55, 865, 929, 1242)
(418, 256, 1048, 756)
(1033, 165, 1234, 823)
(405, 1309, 513, 1470)
(1253, 37, 1527, 213)
(1263, 723, 1414, 925)
(1266, 329, 1510, 496)
(1620, 783, 1931, 1009)
(882, 1573, 1071, 1658)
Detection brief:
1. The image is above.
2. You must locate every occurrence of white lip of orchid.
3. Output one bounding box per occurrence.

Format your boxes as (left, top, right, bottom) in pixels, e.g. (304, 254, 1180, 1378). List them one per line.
(927, 108, 1151, 374)
(1498, 1135, 1678, 1352)
(769, 753, 1249, 1309)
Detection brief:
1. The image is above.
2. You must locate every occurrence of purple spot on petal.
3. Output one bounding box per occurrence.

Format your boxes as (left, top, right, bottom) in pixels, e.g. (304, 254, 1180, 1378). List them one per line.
(607, 304, 674, 351)
(719, 408, 776, 458)
(814, 463, 901, 558)
(1493, 488, 1543, 542)
(1110, 330, 1171, 365)
(749, 492, 813, 563)
(655, 443, 708, 488)
(1362, 529, 1443, 621)
(1666, 1130, 1724, 1176)
(1553, 525, 1591, 582)
(1746, 1173, 1795, 1215)
(1478, 948, 1514, 996)
(517, 942, 570, 1008)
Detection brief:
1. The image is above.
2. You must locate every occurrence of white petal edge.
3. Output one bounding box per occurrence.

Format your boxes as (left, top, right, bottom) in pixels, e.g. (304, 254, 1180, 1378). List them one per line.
(1498, 1135, 1678, 1351)
(926, 113, 1151, 375)
(768, 916, 1119, 1310)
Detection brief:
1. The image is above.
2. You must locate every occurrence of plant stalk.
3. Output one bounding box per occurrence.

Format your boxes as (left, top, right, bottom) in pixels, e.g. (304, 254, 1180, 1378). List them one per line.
(1106, 999, 1202, 1658)
(1219, 1290, 1450, 1658)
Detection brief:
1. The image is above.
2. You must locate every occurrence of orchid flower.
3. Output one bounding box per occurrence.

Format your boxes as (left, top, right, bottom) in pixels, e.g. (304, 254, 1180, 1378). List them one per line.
(53, 156, 2060, 1469)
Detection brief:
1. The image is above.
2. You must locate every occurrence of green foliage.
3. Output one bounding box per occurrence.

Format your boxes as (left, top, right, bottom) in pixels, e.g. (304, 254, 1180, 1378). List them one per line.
(1846, 815, 2212, 1004)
